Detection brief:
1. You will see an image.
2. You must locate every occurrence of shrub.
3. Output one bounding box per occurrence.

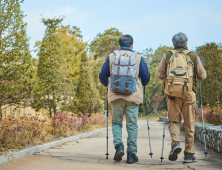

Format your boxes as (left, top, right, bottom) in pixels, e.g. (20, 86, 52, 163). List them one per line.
(91, 113, 112, 127)
(196, 102, 222, 125)
(0, 112, 112, 152)
(0, 115, 47, 151)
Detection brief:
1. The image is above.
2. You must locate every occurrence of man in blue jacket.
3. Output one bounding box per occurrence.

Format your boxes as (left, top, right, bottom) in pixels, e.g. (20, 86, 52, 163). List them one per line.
(99, 35, 150, 164)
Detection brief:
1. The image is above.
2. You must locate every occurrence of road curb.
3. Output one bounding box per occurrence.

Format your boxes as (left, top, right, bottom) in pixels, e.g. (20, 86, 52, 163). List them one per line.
(159, 116, 169, 123)
(0, 127, 111, 165)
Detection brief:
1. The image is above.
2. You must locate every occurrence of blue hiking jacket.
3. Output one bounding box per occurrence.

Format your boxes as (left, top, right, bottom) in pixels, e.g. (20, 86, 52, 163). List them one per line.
(99, 47, 150, 87)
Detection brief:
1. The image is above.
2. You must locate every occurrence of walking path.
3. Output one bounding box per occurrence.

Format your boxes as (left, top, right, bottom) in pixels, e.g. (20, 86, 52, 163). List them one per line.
(1, 120, 222, 170)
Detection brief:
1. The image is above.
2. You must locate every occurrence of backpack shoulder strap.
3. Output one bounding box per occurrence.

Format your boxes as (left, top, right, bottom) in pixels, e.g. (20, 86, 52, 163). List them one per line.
(169, 50, 178, 55)
(182, 50, 191, 55)
(130, 52, 137, 58)
(165, 51, 173, 73)
(113, 50, 121, 57)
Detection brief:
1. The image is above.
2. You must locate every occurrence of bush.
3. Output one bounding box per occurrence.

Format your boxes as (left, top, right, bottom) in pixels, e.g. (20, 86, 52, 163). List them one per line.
(196, 103, 222, 125)
(91, 113, 112, 127)
(0, 112, 112, 152)
(0, 115, 47, 151)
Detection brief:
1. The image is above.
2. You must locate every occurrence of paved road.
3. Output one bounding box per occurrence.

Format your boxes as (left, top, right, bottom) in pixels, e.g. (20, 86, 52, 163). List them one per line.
(1, 120, 222, 170)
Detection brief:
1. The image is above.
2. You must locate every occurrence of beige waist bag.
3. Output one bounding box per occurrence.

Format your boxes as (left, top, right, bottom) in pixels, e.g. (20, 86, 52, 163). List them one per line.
(164, 50, 194, 98)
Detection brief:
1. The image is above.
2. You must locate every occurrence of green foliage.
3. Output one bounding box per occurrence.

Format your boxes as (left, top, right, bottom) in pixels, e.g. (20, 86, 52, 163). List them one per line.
(89, 28, 122, 60)
(57, 25, 87, 83)
(33, 17, 65, 117)
(2, 0, 221, 120)
(89, 28, 122, 110)
(139, 105, 145, 113)
(74, 52, 102, 115)
(0, 0, 34, 116)
(142, 45, 173, 100)
(196, 43, 222, 106)
(56, 25, 87, 110)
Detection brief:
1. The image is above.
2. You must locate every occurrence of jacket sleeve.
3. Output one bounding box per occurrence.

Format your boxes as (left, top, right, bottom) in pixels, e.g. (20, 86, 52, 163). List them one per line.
(196, 56, 207, 80)
(139, 58, 150, 86)
(99, 57, 110, 87)
(156, 54, 166, 80)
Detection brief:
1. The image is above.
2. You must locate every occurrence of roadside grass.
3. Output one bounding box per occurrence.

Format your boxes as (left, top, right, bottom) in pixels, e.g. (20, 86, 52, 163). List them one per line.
(196, 103, 222, 125)
(0, 112, 112, 155)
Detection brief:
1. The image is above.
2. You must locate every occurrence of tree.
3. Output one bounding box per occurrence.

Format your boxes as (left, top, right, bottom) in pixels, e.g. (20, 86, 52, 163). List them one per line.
(196, 43, 222, 106)
(57, 25, 87, 84)
(89, 28, 122, 110)
(0, 0, 34, 117)
(142, 45, 173, 111)
(89, 28, 122, 60)
(56, 25, 87, 109)
(34, 17, 65, 117)
(74, 52, 102, 115)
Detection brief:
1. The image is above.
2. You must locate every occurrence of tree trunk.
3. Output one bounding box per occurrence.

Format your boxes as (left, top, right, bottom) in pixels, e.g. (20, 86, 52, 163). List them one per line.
(0, 104, 2, 118)
(0, 0, 2, 41)
(48, 93, 52, 118)
(53, 92, 56, 116)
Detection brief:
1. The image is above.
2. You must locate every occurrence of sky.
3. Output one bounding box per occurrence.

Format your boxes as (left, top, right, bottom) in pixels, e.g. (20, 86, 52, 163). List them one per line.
(20, 0, 222, 58)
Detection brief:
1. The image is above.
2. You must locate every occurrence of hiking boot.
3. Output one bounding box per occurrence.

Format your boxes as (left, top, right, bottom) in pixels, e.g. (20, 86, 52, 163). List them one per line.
(113, 143, 124, 161)
(184, 154, 197, 163)
(126, 152, 138, 164)
(168, 142, 182, 161)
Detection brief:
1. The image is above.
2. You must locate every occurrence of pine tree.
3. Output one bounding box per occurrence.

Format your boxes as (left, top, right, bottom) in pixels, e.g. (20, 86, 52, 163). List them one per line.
(74, 52, 102, 115)
(34, 17, 64, 117)
(56, 25, 87, 109)
(0, 0, 34, 117)
(196, 43, 222, 106)
(57, 25, 87, 84)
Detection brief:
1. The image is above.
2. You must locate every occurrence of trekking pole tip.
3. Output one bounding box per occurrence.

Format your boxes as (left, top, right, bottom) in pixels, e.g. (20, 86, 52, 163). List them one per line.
(105, 153, 109, 159)
(204, 151, 208, 157)
(149, 153, 153, 158)
(160, 157, 164, 162)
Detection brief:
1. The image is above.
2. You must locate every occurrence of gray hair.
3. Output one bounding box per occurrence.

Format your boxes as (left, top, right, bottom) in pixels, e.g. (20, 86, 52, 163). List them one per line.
(172, 32, 188, 47)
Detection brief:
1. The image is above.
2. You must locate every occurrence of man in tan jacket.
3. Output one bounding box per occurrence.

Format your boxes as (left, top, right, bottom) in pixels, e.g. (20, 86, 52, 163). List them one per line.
(156, 32, 206, 163)
(99, 35, 150, 164)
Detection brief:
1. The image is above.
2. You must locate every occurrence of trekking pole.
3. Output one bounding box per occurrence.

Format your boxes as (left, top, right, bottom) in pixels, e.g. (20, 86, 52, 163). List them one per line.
(199, 80, 208, 157)
(160, 96, 167, 162)
(144, 86, 153, 158)
(105, 87, 109, 159)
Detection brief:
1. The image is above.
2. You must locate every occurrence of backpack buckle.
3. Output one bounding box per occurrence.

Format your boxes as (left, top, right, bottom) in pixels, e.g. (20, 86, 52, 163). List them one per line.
(183, 82, 188, 97)
(125, 81, 129, 93)
(123, 53, 129, 57)
(115, 80, 118, 92)
(169, 80, 173, 93)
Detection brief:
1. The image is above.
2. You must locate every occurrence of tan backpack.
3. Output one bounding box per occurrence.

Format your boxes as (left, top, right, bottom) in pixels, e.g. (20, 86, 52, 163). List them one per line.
(164, 50, 194, 98)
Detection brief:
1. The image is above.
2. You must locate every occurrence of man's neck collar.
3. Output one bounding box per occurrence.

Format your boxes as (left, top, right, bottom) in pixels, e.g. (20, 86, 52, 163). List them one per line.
(174, 46, 188, 50)
(119, 47, 134, 52)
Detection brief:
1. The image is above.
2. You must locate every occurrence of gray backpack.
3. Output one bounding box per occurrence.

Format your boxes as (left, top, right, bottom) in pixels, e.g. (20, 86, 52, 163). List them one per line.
(110, 50, 137, 94)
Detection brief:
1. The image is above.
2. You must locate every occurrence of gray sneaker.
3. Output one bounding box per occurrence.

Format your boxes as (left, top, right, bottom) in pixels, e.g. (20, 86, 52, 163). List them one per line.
(184, 154, 197, 163)
(168, 142, 182, 161)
